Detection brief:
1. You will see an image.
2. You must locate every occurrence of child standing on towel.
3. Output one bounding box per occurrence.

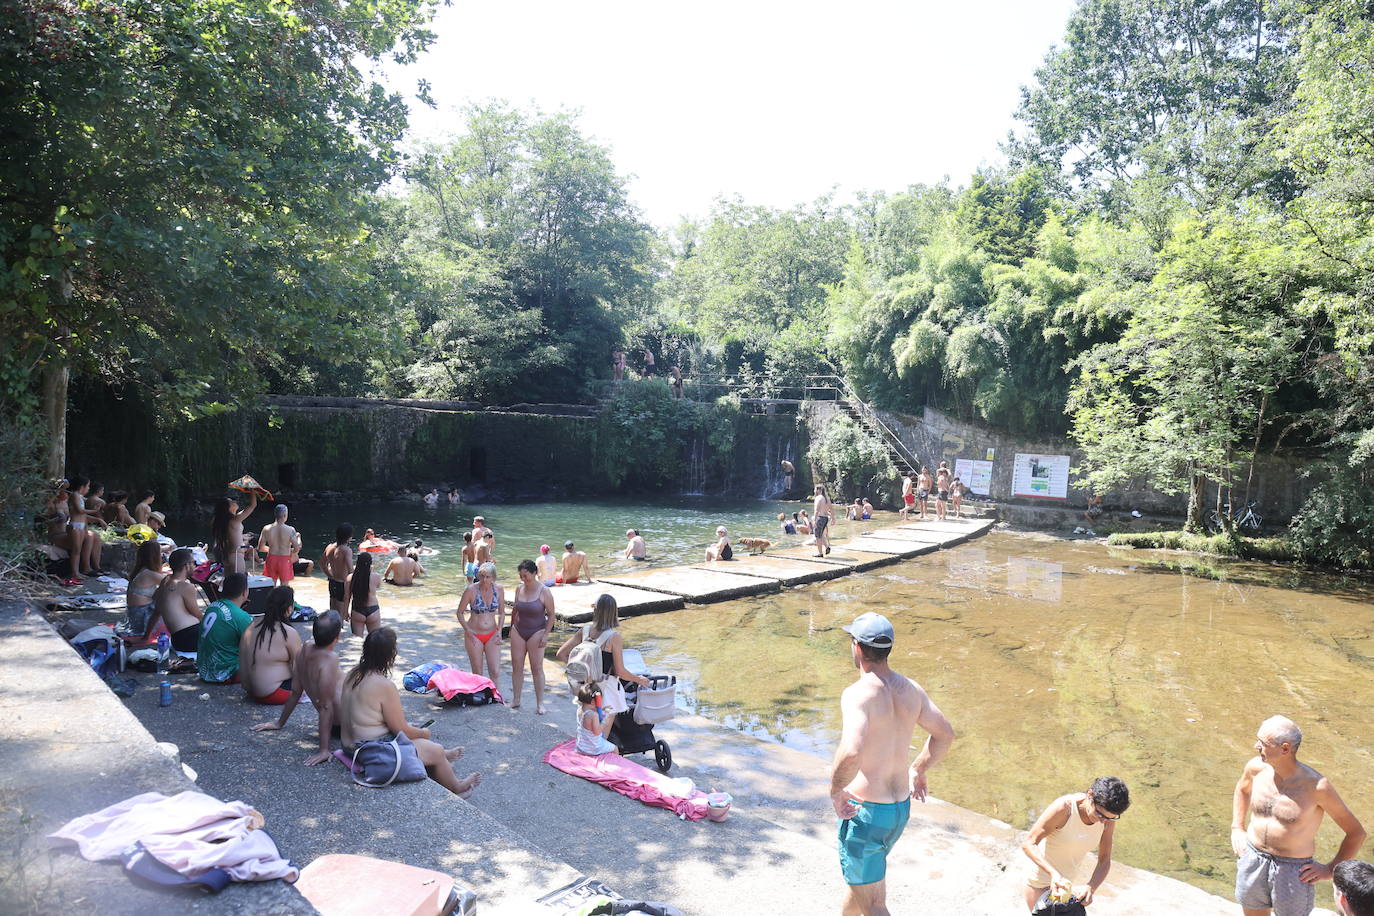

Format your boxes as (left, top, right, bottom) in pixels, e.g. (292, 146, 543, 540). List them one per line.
(575, 683, 618, 756)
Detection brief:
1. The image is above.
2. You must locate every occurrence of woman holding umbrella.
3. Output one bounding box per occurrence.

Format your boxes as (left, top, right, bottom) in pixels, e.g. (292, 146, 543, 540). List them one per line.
(212, 483, 261, 575)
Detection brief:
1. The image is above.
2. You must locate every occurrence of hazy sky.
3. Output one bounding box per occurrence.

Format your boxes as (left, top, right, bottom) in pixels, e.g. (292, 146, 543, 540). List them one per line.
(384, 0, 1079, 228)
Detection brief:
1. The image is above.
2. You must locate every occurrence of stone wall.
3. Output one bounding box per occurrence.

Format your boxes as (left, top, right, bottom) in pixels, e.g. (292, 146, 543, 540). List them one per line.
(66, 389, 805, 505)
(872, 405, 1306, 524)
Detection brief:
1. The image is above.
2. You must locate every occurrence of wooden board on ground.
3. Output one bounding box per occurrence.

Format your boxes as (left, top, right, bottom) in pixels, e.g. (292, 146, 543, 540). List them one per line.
(831, 537, 940, 558)
(597, 566, 780, 602)
(771, 545, 899, 572)
(686, 555, 849, 587)
(508, 582, 683, 623)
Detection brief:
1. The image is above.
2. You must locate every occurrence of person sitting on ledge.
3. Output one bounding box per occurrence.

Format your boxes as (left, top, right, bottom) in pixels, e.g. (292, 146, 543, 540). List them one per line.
(558, 540, 590, 583)
(339, 627, 480, 797)
(250, 610, 344, 765)
(239, 585, 302, 705)
(102, 490, 136, 528)
(704, 526, 733, 562)
(197, 573, 252, 684)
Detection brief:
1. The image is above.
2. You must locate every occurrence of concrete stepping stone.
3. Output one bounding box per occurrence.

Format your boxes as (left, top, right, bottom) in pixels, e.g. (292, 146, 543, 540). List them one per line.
(862, 526, 951, 544)
(771, 545, 899, 571)
(597, 566, 780, 602)
(899, 518, 996, 536)
(686, 554, 850, 586)
(831, 537, 940, 558)
(511, 582, 683, 623)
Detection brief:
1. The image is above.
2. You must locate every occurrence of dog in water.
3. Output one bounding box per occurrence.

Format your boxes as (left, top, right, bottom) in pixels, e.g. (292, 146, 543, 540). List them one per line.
(737, 537, 773, 555)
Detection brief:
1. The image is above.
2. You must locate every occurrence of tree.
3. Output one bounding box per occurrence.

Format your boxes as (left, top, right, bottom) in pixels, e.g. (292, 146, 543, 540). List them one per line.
(388, 104, 655, 402)
(1068, 214, 1310, 530)
(0, 0, 437, 472)
(1012, 0, 1297, 207)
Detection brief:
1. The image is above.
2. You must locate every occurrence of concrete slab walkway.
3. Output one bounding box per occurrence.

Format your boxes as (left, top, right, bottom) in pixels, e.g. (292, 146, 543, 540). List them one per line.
(685, 555, 850, 586)
(597, 566, 779, 602)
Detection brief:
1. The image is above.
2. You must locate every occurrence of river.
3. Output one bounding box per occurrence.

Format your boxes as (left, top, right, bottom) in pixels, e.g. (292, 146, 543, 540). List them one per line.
(283, 500, 1374, 897)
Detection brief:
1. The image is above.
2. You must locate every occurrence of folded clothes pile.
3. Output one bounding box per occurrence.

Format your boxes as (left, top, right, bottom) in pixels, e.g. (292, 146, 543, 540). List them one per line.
(49, 791, 297, 893)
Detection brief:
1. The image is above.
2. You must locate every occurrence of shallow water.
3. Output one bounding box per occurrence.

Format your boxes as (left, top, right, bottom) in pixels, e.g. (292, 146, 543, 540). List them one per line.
(630, 531, 1374, 896)
(280, 501, 1374, 897)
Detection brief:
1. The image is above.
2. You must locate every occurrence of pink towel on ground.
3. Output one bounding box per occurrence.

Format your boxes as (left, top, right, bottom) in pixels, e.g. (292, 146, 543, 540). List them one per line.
(543, 739, 712, 821)
(427, 668, 504, 705)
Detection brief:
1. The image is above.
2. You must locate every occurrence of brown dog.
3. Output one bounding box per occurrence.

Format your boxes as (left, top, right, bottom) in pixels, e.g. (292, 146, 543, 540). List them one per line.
(737, 537, 773, 555)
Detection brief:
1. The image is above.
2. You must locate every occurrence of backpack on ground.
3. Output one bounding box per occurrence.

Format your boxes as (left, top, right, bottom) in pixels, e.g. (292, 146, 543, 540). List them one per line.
(565, 627, 615, 684)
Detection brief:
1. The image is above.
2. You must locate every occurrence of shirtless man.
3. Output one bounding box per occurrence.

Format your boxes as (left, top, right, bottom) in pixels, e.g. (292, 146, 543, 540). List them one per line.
(623, 529, 646, 561)
(1232, 715, 1367, 916)
(934, 462, 951, 522)
(780, 459, 795, 492)
(320, 524, 353, 615)
(471, 516, 493, 545)
(422, 488, 439, 507)
(251, 610, 346, 766)
(559, 540, 590, 584)
(916, 467, 932, 521)
(831, 612, 955, 916)
(813, 484, 834, 558)
(900, 473, 915, 522)
(102, 491, 136, 527)
(384, 545, 425, 586)
(474, 531, 494, 568)
(258, 503, 302, 586)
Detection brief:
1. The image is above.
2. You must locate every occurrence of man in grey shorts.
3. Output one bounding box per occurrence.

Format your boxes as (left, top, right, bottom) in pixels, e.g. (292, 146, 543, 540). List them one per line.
(1231, 715, 1366, 916)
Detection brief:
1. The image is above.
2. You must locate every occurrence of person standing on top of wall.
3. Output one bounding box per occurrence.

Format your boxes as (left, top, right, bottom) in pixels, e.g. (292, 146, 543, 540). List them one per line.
(612, 348, 625, 381)
(642, 348, 656, 376)
(781, 459, 795, 493)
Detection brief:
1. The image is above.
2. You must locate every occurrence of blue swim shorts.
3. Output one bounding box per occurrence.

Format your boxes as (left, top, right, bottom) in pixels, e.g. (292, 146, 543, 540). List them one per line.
(838, 798, 910, 886)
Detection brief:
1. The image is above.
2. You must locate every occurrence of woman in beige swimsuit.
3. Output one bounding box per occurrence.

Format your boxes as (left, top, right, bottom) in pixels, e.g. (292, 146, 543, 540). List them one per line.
(1021, 776, 1130, 909)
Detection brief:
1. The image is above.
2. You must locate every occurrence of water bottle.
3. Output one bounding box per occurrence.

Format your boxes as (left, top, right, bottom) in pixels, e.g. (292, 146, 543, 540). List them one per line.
(156, 633, 170, 675)
(159, 680, 172, 707)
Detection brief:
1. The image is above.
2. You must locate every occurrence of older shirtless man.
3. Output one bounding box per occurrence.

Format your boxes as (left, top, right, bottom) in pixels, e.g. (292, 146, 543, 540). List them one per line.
(623, 529, 646, 561)
(258, 504, 301, 585)
(559, 540, 590, 584)
(830, 612, 955, 916)
(1232, 715, 1367, 916)
(250, 611, 346, 765)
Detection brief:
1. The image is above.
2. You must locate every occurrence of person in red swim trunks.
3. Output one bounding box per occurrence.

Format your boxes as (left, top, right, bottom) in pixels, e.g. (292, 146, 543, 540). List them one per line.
(240, 586, 302, 705)
(258, 503, 301, 586)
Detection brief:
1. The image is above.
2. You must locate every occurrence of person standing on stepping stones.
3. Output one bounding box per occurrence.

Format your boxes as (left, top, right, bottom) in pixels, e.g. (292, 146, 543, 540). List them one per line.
(813, 484, 834, 557)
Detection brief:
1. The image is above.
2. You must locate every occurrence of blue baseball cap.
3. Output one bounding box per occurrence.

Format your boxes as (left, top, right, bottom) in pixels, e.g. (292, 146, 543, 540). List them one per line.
(842, 612, 894, 648)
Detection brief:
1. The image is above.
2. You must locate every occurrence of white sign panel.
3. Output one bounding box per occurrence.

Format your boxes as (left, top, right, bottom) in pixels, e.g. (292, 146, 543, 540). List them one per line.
(1011, 453, 1070, 500)
(954, 458, 994, 496)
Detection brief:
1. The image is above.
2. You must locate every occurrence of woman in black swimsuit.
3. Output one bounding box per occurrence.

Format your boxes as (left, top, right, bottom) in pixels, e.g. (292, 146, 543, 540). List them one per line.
(705, 525, 733, 561)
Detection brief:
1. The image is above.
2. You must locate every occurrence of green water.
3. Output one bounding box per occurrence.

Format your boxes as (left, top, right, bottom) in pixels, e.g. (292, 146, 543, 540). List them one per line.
(283, 498, 887, 585)
(279, 500, 1374, 897)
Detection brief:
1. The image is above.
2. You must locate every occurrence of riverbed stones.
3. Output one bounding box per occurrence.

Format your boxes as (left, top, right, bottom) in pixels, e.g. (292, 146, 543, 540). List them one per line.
(597, 566, 780, 602)
(686, 555, 850, 586)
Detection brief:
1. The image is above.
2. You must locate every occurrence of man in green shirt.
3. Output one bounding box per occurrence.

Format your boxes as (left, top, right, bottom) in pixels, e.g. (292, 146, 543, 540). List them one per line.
(198, 573, 252, 683)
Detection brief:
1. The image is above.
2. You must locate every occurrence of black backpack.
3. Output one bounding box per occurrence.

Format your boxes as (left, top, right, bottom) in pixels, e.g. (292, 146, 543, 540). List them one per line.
(1031, 891, 1087, 916)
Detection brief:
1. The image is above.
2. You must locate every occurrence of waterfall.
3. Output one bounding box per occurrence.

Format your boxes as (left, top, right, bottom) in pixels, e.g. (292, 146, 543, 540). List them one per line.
(683, 433, 706, 496)
(761, 431, 791, 499)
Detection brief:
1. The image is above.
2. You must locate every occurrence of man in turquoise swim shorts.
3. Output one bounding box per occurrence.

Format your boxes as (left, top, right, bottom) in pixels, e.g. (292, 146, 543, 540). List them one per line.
(830, 612, 956, 915)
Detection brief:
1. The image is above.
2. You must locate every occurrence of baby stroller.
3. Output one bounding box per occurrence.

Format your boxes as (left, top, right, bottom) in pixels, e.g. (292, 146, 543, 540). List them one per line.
(610, 649, 677, 773)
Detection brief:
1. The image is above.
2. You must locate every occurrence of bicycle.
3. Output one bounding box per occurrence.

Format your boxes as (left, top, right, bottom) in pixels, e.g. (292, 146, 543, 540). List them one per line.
(1207, 501, 1263, 533)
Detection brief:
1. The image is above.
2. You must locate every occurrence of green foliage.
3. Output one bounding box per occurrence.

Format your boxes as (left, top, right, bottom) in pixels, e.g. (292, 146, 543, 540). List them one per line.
(379, 104, 655, 403)
(808, 414, 897, 501)
(0, 0, 439, 422)
(1106, 530, 1298, 562)
(593, 381, 737, 490)
(0, 415, 45, 575)
(953, 169, 1051, 265)
(1286, 468, 1374, 570)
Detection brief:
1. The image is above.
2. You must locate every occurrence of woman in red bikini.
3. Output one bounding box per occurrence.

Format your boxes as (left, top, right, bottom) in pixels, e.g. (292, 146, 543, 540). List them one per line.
(456, 561, 504, 682)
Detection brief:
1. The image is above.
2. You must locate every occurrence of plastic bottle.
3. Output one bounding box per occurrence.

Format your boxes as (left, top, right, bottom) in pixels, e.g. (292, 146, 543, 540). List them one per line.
(159, 680, 173, 707)
(156, 632, 170, 675)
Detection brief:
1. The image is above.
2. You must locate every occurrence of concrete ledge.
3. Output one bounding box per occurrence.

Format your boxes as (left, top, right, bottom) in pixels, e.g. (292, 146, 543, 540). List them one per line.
(597, 567, 780, 602)
(862, 526, 955, 544)
(830, 537, 939, 558)
(512, 582, 684, 623)
(770, 545, 900, 571)
(685, 556, 849, 586)
(0, 599, 315, 916)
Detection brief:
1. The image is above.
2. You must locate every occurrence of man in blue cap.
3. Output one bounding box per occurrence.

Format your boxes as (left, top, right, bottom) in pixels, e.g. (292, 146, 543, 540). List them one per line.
(830, 612, 956, 916)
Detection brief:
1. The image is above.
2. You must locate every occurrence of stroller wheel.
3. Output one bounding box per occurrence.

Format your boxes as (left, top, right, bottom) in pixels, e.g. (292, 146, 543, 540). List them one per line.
(654, 740, 672, 773)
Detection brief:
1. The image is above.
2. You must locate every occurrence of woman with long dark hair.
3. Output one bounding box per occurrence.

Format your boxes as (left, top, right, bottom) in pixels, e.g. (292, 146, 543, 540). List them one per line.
(344, 551, 381, 637)
(210, 493, 257, 574)
(125, 540, 166, 637)
(238, 586, 301, 705)
(509, 559, 555, 714)
(338, 627, 480, 797)
(556, 594, 649, 739)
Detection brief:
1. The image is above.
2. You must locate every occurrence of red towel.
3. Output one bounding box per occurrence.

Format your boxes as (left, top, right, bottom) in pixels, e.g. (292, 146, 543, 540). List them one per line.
(543, 739, 712, 821)
(427, 668, 504, 705)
